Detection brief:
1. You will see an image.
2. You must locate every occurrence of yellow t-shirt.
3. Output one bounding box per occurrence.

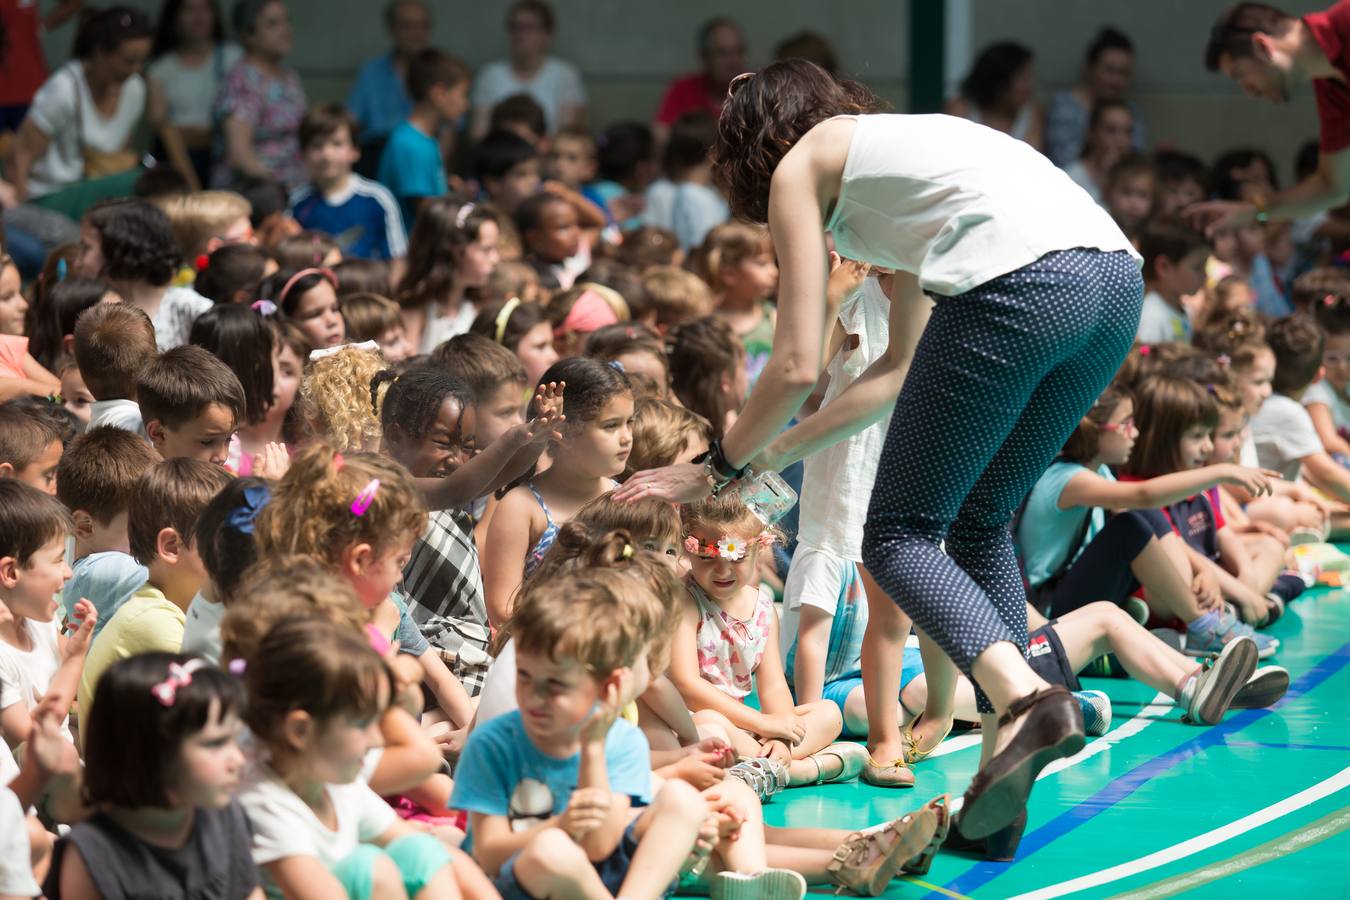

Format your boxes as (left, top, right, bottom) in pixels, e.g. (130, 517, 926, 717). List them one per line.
(76, 584, 185, 746)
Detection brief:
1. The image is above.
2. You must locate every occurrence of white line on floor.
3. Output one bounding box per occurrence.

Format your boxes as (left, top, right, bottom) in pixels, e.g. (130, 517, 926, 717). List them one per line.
(1003, 765, 1350, 900)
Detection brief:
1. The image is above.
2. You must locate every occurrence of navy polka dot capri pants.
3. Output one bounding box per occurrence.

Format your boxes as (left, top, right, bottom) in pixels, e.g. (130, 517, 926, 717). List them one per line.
(860, 248, 1144, 713)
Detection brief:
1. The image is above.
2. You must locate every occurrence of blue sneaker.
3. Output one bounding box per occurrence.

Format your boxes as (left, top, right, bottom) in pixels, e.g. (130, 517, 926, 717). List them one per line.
(1074, 690, 1112, 736)
(1186, 610, 1279, 660)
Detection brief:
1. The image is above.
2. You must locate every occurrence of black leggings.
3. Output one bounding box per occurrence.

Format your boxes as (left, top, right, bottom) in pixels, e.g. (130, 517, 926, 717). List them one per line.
(1033, 509, 1172, 618)
(861, 248, 1144, 712)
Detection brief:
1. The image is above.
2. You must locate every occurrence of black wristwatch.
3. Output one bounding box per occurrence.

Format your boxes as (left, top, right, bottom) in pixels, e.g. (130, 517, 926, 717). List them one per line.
(694, 440, 746, 495)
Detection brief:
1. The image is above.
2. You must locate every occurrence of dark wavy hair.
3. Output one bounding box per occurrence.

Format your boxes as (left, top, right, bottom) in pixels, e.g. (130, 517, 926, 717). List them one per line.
(712, 59, 888, 223)
(85, 199, 181, 287)
(151, 0, 225, 59)
(72, 6, 153, 60)
(960, 41, 1033, 110)
(28, 277, 110, 372)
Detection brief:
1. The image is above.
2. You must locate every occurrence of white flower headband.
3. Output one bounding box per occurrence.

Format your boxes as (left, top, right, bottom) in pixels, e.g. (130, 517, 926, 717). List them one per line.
(683, 533, 775, 561)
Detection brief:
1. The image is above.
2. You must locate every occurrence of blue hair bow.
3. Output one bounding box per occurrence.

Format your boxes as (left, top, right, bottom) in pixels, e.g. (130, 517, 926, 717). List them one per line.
(223, 483, 271, 535)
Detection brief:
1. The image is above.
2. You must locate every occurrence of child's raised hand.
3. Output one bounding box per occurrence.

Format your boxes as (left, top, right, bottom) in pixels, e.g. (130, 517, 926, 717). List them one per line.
(521, 381, 566, 445)
(758, 738, 792, 766)
(29, 694, 79, 779)
(1220, 464, 1281, 497)
(580, 669, 629, 745)
(560, 786, 612, 840)
(669, 754, 727, 790)
(252, 442, 291, 480)
(62, 598, 97, 659)
(1191, 569, 1222, 610)
(826, 253, 870, 309)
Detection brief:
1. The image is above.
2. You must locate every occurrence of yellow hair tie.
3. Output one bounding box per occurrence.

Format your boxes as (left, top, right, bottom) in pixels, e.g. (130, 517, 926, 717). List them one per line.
(622, 543, 634, 559)
(494, 297, 522, 345)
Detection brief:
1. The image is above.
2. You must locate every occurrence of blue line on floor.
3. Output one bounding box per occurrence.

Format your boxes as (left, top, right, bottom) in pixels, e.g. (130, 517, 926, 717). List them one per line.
(928, 641, 1350, 900)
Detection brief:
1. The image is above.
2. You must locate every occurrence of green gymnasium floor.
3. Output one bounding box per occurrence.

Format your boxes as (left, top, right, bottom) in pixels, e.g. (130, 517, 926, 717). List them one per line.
(760, 582, 1350, 899)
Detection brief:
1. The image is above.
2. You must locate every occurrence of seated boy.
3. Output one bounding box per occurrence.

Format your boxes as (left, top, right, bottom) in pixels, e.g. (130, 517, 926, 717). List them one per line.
(1252, 314, 1350, 504)
(72, 302, 157, 437)
(378, 49, 471, 227)
(1135, 216, 1209, 345)
(0, 403, 63, 494)
(451, 571, 704, 899)
(292, 105, 407, 261)
(137, 346, 246, 466)
(0, 480, 97, 748)
(75, 459, 232, 742)
(56, 427, 160, 637)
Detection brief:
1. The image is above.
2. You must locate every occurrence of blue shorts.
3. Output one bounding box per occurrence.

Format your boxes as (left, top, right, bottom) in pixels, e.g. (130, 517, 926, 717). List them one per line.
(823, 646, 925, 737)
(494, 821, 676, 900)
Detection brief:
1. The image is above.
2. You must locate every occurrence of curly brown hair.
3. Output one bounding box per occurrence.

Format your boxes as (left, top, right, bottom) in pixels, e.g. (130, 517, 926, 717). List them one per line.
(254, 444, 427, 565)
(712, 59, 888, 223)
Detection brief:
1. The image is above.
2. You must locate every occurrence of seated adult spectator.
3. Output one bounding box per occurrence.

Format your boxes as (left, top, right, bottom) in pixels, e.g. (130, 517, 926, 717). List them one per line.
(212, 0, 307, 191)
(469, 0, 585, 139)
(0, 0, 85, 133)
(346, 0, 431, 176)
(146, 0, 241, 191)
(652, 17, 746, 148)
(1047, 27, 1146, 167)
(945, 41, 1044, 152)
(7, 6, 153, 218)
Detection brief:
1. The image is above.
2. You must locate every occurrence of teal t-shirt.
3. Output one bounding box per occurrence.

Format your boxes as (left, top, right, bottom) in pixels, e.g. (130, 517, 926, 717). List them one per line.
(1016, 461, 1110, 587)
(376, 119, 446, 228)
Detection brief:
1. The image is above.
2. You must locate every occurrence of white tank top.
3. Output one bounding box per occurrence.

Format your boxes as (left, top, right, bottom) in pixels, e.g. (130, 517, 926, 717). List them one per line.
(824, 114, 1139, 297)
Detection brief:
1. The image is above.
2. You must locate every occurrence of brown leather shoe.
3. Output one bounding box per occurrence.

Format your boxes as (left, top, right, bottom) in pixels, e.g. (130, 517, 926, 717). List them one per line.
(959, 686, 1083, 839)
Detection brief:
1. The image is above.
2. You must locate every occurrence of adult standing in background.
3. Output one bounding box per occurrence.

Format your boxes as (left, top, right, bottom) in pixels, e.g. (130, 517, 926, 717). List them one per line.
(469, 0, 585, 139)
(1046, 27, 1146, 167)
(347, 0, 431, 175)
(652, 17, 746, 149)
(945, 41, 1045, 154)
(7, 6, 151, 218)
(212, 0, 306, 191)
(0, 0, 83, 132)
(146, 0, 240, 191)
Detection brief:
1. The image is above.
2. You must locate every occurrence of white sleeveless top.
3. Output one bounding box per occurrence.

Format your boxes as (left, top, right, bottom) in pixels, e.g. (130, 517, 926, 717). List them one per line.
(823, 114, 1138, 297)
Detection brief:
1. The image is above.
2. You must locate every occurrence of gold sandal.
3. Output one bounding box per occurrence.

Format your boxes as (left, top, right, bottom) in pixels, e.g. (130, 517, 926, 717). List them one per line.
(860, 754, 915, 788)
(902, 714, 953, 765)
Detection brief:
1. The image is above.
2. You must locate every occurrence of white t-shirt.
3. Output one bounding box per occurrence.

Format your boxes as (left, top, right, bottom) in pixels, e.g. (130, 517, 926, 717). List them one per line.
(146, 44, 243, 129)
(1135, 290, 1191, 344)
(475, 638, 517, 726)
(237, 762, 397, 898)
(26, 61, 146, 197)
(0, 617, 62, 734)
(1303, 379, 1350, 434)
(471, 57, 586, 134)
(182, 591, 225, 665)
(825, 115, 1135, 297)
(1251, 394, 1325, 481)
(152, 286, 214, 351)
(0, 787, 39, 897)
(798, 278, 891, 560)
(89, 399, 146, 436)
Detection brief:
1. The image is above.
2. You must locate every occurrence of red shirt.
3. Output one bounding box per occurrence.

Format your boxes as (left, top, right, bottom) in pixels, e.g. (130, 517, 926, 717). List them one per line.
(1305, 1, 1350, 153)
(655, 72, 725, 126)
(0, 0, 49, 107)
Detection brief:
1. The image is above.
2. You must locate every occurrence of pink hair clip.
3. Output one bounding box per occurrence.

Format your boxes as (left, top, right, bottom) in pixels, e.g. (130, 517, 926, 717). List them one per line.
(151, 659, 206, 706)
(227, 658, 246, 676)
(683, 536, 700, 554)
(1139, 344, 1151, 356)
(1326, 295, 1339, 308)
(251, 299, 278, 316)
(333, 452, 345, 471)
(351, 478, 381, 516)
(1217, 354, 1232, 368)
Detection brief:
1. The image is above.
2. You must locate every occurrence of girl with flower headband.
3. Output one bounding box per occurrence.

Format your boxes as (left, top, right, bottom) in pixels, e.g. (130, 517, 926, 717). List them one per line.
(670, 494, 862, 791)
(48, 652, 259, 899)
(397, 197, 503, 353)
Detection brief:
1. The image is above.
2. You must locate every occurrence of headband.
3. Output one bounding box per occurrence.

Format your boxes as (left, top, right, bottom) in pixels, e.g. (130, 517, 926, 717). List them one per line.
(455, 203, 476, 228)
(309, 339, 379, 361)
(554, 289, 618, 338)
(277, 267, 337, 310)
(494, 297, 522, 344)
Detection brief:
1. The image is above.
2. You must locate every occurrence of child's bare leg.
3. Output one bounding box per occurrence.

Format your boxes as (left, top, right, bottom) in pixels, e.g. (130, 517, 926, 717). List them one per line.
(1135, 534, 1203, 624)
(1052, 602, 1196, 697)
(510, 829, 612, 900)
(1238, 533, 1284, 595)
(859, 564, 909, 763)
(621, 780, 706, 898)
(413, 864, 461, 900)
(783, 701, 845, 785)
(693, 709, 758, 758)
(448, 847, 497, 900)
(704, 777, 768, 875)
(842, 684, 907, 738)
(910, 631, 957, 750)
(764, 845, 841, 884)
(371, 852, 413, 900)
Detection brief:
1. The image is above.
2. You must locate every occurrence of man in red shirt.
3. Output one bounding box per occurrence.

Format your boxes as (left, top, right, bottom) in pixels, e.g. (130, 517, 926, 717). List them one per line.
(1193, 2, 1350, 232)
(652, 17, 746, 147)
